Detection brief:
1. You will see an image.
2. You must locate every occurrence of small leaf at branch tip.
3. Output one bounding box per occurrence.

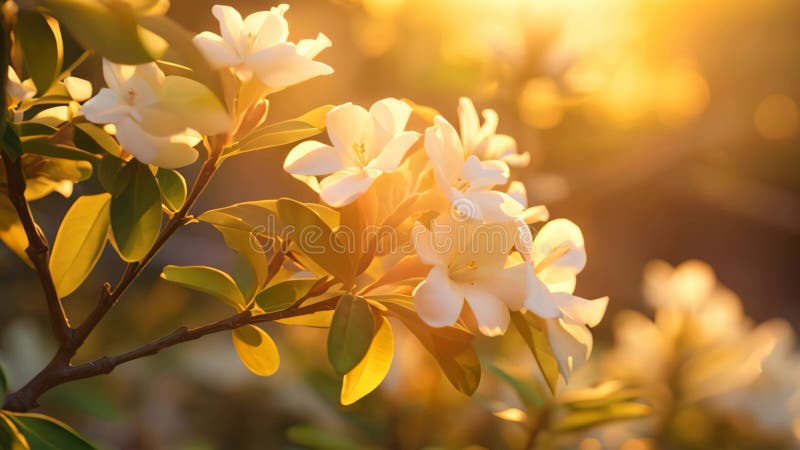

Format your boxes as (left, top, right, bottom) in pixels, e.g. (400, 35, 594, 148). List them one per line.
(232, 325, 280, 377)
(161, 265, 245, 311)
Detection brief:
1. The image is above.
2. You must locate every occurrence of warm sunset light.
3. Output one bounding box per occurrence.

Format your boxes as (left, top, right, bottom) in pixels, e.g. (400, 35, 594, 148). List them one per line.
(1, 0, 798, 449)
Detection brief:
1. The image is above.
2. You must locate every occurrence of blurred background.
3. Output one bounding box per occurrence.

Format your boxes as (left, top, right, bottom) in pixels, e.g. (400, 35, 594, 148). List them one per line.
(1, 0, 799, 448)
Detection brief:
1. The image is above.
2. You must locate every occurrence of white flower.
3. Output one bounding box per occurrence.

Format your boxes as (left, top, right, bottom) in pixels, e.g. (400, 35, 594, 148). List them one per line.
(526, 218, 608, 380)
(425, 115, 523, 222)
(193, 4, 333, 92)
(284, 98, 420, 207)
(410, 220, 551, 337)
(82, 60, 229, 169)
(63, 76, 93, 102)
(458, 97, 530, 167)
(7, 67, 36, 103)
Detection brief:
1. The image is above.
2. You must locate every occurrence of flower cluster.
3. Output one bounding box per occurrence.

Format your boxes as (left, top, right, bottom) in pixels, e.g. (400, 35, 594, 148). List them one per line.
(284, 93, 607, 379)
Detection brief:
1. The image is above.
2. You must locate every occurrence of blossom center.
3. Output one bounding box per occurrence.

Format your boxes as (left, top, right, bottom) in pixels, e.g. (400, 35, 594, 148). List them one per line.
(449, 259, 479, 282)
(352, 141, 368, 167)
(126, 88, 137, 106)
(454, 176, 471, 193)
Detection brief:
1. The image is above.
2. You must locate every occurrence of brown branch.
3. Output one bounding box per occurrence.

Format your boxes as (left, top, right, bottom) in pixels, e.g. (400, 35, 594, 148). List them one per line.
(72, 146, 222, 349)
(2, 297, 339, 411)
(2, 151, 72, 343)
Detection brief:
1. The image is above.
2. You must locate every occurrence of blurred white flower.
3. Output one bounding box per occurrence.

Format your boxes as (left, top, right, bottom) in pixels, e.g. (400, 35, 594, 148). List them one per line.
(193, 4, 333, 92)
(458, 97, 530, 167)
(284, 98, 420, 207)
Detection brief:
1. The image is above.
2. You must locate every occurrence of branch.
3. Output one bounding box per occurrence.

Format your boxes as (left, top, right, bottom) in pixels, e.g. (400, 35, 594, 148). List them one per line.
(72, 145, 223, 348)
(2, 297, 339, 411)
(1, 152, 72, 343)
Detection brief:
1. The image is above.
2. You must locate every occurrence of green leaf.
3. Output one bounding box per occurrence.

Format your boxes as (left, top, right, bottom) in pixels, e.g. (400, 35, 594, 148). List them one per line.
(551, 402, 652, 433)
(224, 105, 333, 158)
(341, 316, 393, 405)
(511, 311, 560, 395)
(2, 124, 23, 159)
(160, 265, 245, 311)
(21, 136, 100, 161)
(6, 412, 96, 450)
(155, 169, 186, 212)
(73, 122, 122, 157)
(16, 11, 63, 94)
(384, 302, 481, 396)
(49, 193, 111, 298)
(232, 325, 279, 376)
(276, 310, 334, 328)
(254, 278, 323, 313)
(488, 364, 544, 410)
(96, 154, 126, 194)
(328, 294, 376, 375)
(37, 0, 157, 64)
(277, 198, 354, 285)
(109, 160, 162, 262)
(198, 199, 339, 234)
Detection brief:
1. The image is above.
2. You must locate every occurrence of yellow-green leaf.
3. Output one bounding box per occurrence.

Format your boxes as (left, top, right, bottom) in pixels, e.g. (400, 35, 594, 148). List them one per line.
(22, 136, 100, 162)
(224, 105, 333, 158)
(160, 265, 245, 311)
(6, 412, 96, 450)
(49, 193, 111, 298)
(341, 316, 394, 405)
(16, 12, 63, 94)
(232, 325, 279, 376)
(143, 76, 231, 136)
(155, 169, 187, 212)
(109, 160, 162, 262)
(38, 0, 156, 64)
(328, 294, 375, 375)
(512, 311, 560, 395)
(254, 278, 323, 313)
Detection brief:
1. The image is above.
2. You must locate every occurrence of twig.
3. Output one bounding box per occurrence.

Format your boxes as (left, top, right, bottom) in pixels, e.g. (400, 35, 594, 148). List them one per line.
(2, 297, 339, 411)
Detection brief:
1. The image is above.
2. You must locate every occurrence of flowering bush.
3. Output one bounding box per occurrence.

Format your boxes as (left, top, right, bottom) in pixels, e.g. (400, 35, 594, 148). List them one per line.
(0, 1, 609, 447)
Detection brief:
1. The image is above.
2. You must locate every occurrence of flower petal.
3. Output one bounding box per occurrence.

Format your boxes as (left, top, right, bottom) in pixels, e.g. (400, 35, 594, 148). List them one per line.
(425, 116, 465, 183)
(458, 97, 480, 152)
(245, 7, 288, 50)
(284, 140, 347, 176)
(413, 265, 464, 328)
(64, 76, 92, 102)
(462, 191, 524, 222)
(462, 155, 509, 190)
(325, 102, 373, 154)
(523, 269, 562, 319)
(410, 222, 447, 266)
(546, 317, 593, 380)
(318, 168, 376, 207)
(81, 88, 129, 124)
(463, 284, 510, 337)
(211, 4, 245, 52)
(193, 31, 241, 68)
(247, 43, 333, 90)
(550, 292, 608, 327)
(115, 118, 199, 169)
(533, 218, 586, 274)
(297, 32, 332, 58)
(369, 97, 412, 151)
(367, 131, 419, 171)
